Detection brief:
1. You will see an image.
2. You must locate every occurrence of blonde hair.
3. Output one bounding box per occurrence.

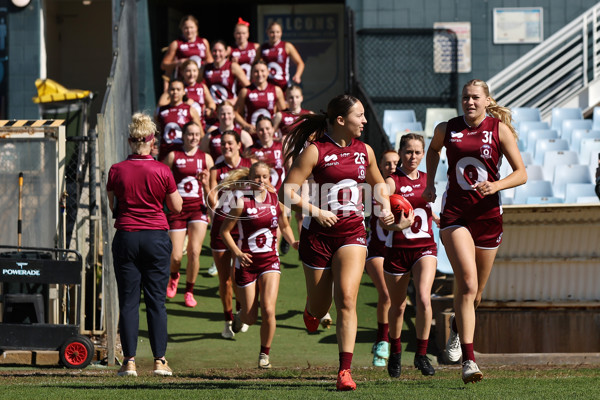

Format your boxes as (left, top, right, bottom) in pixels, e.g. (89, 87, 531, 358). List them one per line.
(128, 113, 156, 154)
(223, 161, 270, 186)
(464, 79, 518, 139)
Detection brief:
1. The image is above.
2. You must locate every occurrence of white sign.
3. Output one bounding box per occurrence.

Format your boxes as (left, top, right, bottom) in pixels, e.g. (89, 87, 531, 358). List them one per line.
(433, 22, 471, 73)
(493, 8, 543, 44)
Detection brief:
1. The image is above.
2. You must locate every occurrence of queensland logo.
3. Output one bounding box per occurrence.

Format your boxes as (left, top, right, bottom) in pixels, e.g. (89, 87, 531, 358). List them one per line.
(358, 165, 366, 180)
(324, 154, 338, 162)
(480, 144, 493, 159)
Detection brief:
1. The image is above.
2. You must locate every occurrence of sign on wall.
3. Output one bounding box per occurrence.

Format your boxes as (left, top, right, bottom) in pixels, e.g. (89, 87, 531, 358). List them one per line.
(493, 8, 543, 44)
(257, 4, 345, 111)
(433, 22, 471, 73)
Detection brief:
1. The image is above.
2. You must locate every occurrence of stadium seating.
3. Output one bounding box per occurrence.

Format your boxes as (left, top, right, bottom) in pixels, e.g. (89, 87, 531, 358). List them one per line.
(513, 180, 553, 204)
(525, 196, 563, 204)
(592, 106, 600, 130)
(579, 138, 600, 169)
(560, 119, 592, 143)
(525, 164, 545, 181)
(518, 121, 550, 149)
(525, 129, 559, 153)
(512, 107, 542, 124)
(552, 164, 592, 198)
(570, 129, 600, 151)
(550, 107, 582, 131)
(520, 151, 534, 165)
(564, 183, 598, 203)
(542, 150, 579, 181)
(435, 159, 448, 182)
(534, 138, 569, 164)
(431, 225, 453, 275)
(424, 108, 458, 138)
(393, 122, 424, 149)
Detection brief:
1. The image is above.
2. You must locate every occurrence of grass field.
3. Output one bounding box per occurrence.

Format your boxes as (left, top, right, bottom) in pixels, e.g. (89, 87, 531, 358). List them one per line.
(1, 230, 599, 398)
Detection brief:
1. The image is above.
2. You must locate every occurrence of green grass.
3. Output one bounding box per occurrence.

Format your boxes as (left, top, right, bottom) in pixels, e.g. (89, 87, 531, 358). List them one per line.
(1, 221, 599, 398)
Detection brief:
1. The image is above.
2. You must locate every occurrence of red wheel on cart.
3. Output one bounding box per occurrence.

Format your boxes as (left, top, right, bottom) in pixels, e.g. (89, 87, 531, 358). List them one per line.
(59, 335, 94, 369)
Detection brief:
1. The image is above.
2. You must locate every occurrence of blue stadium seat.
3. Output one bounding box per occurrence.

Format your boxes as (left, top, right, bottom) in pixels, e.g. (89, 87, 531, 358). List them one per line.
(383, 109, 418, 147)
(552, 164, 592, 198)
(551, 107, 582, 132)
(431, 225, 453, 275)
(526, 129, 559, 153)
(518, 121, 550, 149)
(564, 183, 598, 203)
(424, 108, 457, 138)
(592, 106, 600, 130)
(513, 180, 553, 204)
(525, 164, 545, 181)
(576, 196, 600, 204)
(542, 150, 579, 181)
(570, 129, 600, 152)
(534, 138, 569, 164)
(579, 138, 600, 169)
(512, 107, 542, 124)
(561, 119, 592, 144)
(393, 122, 424, 149)
(525, 196, 564, 204)
(520, 151, 534, 165)
(435, 159, 448, 182)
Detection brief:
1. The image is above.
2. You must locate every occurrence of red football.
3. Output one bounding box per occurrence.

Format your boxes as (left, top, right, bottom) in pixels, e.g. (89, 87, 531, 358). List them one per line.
(389, 194, 413, 218)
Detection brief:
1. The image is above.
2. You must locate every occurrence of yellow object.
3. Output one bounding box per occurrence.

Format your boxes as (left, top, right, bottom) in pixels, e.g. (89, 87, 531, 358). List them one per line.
(32, 78, 91, 103)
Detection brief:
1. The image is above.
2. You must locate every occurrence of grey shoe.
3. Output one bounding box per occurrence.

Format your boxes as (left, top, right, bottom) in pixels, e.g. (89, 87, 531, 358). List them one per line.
(462, 360, 483, 384)
(446, 314, 461, 363)
(258, 352, 272, 369)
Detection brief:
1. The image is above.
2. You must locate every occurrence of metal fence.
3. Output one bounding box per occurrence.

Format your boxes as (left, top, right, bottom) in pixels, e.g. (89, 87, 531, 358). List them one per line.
(97, 0, 138, 366)
(348, 23, 458, 158)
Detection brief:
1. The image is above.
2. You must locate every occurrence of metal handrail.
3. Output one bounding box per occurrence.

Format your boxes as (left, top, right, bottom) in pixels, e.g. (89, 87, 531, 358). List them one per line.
(488, 3, 600, 118)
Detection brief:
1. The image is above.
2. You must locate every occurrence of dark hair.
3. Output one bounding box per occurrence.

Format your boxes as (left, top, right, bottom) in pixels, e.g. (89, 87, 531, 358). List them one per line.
(211, 39, 228, 50)
(255, 115, 273, 127)
(169, 77, 185, 88)
(179, 15, 199, 31)
(221, 129, 241, 145)
(251, 59, 268, 70)
(286, 84, 303, 95)
(283, 94, 359, 164)
(183, 121, 201, 134)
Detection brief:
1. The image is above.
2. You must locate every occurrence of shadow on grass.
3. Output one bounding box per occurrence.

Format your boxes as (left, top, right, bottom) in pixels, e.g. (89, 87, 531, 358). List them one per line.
(39, 380, 332, 391)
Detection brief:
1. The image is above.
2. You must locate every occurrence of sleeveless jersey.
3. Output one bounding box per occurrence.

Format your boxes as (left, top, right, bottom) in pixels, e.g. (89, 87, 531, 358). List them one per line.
(175, 37, 208, 68)
(170, 147, 208, 212)
(184, 82, 206, 129)
(236, 190, 281, 264)
(156, 103, 193, 160)
(204, 60, 237, 104)
(302, 135, 368, 238)
(443, 116, 502, 220)
(248, 141, 285, 191)
(261, 41, 289, 89)
(244, 83, 277, 127)
(386, 169, 436, 249)
(279, 109, 311, 137)
(230, 42, 258, 80)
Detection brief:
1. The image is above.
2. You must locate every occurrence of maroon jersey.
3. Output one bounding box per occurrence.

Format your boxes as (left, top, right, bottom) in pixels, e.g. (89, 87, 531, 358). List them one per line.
(302, 135, 368, 238)
(231, 42, 258, 80)
(443, 116, 502, 220)
(176, 37, 209, 68)
(386, 169, 435, 249)
(170, 147, 208, 212)
(244, 83, 278, 127)
(107, 155, 176, 231)
(236, 190, 281, 264)
(261, 40, 289, 89)
(279, 109, 311, 137)
(185, 82, 206, 129)
(204, 61, 237, 104)
(156, 103, 193, 160)
(248, 141, 285, 191)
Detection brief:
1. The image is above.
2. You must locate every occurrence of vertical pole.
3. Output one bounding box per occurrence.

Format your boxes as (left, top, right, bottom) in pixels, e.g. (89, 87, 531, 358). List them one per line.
(18, 172, 23, 249)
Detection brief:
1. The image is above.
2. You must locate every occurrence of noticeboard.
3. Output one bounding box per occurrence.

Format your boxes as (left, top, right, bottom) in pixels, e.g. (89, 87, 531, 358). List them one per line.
(493, 8, 543, 44)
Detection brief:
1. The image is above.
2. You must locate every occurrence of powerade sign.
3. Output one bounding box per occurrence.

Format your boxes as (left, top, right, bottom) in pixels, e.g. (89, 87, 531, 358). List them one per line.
(264, 14, 338, 39)
(2, 261, 40, 276)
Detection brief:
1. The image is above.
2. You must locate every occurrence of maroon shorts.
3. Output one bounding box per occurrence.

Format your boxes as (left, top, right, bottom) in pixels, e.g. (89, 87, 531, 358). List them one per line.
(168, 209, 208, 231)
(366, 229, 388, 261)
(234, 253, 281, 287)
(384, 245, 437, 275)
(440, 214, 503, 249)
(210, 215, 239, 251)
(299, 227, 367, 270)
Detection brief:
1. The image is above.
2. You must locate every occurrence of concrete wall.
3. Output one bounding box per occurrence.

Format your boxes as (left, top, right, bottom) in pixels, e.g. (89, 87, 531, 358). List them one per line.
(346, 0, 600, 91)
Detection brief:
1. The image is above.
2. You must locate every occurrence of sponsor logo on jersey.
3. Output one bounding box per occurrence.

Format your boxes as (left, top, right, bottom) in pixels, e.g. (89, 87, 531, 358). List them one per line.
(249, 92, 259, 100)
(175, 158, 187, 168)
(324, 154, 338, 162)
(496, 232, 503, 244)
(400, 186, 413, 193)
(247, 207, 258, 215)
(450, 131, 463, 138)
(356, 237, 366, 244)
(272, 262, 280, 270)
(422, 250, 433, 255)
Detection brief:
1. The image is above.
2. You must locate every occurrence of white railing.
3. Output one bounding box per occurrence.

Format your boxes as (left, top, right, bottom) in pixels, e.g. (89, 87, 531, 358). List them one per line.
(488, 4, 600, 118)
